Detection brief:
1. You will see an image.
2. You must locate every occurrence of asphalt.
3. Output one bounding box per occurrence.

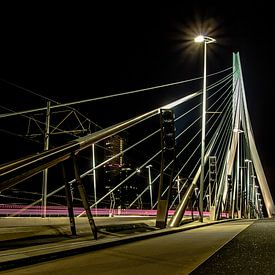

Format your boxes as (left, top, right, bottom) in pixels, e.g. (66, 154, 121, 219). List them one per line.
(190, 218, 275, 274)
(0, 216, 234, 271)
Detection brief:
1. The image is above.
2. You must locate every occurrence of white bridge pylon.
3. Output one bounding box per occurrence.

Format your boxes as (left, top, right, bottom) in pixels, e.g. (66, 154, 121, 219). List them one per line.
(234, 52, 275, 218)
(170, 52, 275, 226)
(219, 52, 275, 218)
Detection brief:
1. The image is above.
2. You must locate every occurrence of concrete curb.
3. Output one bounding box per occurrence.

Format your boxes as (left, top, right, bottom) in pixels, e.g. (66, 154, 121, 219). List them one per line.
(0, 218, 235, 271)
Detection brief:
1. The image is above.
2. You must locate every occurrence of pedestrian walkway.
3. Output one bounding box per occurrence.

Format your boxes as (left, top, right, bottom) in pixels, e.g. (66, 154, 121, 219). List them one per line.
(0, 216, 232, 271)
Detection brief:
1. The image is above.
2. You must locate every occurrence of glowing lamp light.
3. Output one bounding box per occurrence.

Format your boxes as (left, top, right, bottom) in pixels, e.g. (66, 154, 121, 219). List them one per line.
(194, 35, 205, 43)
(194, 35, 216, 44)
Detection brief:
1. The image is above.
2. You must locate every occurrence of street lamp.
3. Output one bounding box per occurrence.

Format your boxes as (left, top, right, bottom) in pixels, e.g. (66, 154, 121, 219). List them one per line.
(233, 128, 244, 218)
(194, 35, 216, 222)
(146, 165, 153, 209)
(176, 176, 181, 204)
(251, 175, 256, 218)
(92, 144, 97, 215)
(245, 159, 252, 218)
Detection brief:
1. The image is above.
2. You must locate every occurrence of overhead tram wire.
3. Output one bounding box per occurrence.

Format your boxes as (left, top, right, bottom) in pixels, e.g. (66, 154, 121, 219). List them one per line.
(0, 128, 42, 145)
(3, 67, 234, 216)
(0, 88, 107, 216)
(0, 78, 102, 130)
(0, 103, 111, 168)
(0, 67, 232, 119)
(7, 85, 202, 214)
(0, 68, 233, 176)
(0, 104, 109, 163)
(1, 68, 234, 171)
(0, 104, 83, 142)
(0, 80, 106, 163)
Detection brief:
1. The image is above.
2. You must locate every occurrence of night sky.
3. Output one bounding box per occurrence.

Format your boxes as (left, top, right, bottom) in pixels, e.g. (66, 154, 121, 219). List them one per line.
(0, 3, 275, 198)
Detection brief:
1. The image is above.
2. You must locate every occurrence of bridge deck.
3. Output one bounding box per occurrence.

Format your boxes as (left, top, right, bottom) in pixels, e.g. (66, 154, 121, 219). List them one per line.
(0, 217, 252, 273)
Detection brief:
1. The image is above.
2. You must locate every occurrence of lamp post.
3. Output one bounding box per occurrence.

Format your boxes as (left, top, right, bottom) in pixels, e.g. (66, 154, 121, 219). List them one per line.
(92, 144, 97, 215)
(176, 176, 181, 204)
(245, 159, 252, 218)
(233, 128, 244, 218)
(255, 186, 259, 218)
(146, 165, 153, 209)
(194, 35, 216, 222)
(251, 175, 256, 217)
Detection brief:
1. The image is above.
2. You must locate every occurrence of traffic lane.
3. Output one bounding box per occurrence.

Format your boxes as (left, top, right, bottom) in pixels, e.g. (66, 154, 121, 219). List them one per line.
(190, 219, 275, 274)
(0, 220, 253, 275)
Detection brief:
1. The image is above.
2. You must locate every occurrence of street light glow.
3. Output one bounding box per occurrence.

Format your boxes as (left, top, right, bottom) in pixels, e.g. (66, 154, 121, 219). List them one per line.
(194, 35, 205, 43)
(194, 35, 216, 44)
